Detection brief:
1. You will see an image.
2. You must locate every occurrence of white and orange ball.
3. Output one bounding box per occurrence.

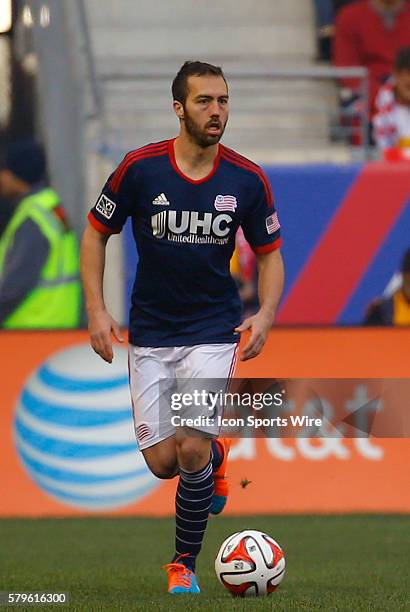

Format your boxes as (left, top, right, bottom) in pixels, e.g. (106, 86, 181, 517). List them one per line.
(215, 530, 285, 597)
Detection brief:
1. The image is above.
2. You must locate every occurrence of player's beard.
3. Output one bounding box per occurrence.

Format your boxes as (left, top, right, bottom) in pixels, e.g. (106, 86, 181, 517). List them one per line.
(182, 109, 227, 148)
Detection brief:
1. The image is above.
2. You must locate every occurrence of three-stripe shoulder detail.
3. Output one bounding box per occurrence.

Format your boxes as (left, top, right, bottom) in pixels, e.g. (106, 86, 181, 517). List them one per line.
(220, 146, 274, 207)
(109, 141, 169, 192)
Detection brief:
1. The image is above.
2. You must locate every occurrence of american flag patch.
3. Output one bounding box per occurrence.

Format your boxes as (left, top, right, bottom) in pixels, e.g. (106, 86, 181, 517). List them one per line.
(137, 423, 152, 442)
(266, 212, 280, 234)
(214, 194, 237, 212)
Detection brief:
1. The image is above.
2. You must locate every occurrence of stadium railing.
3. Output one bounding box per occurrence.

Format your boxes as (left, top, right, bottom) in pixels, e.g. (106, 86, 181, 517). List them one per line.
(93, 65, 369, 165)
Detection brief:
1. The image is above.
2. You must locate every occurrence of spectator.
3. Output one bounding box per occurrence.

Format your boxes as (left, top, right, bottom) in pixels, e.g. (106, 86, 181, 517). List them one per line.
(372, 46, 410, 156)
(364, 248, 410, 325)
(0, 195, 14, 237)
(313, 1, 357, 61)
(313, 0, 336, 61)
(333, 0, 359, 13)
(333, 0, 410, 113)
(0, 141, 81, 328)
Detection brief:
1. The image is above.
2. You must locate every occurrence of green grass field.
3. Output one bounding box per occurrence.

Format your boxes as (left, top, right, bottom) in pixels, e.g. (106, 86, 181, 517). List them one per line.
(0, 515, 409, 611)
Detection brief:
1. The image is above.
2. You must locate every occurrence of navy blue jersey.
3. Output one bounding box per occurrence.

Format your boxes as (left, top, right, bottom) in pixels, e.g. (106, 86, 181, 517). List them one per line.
(89, 139, 281, 347)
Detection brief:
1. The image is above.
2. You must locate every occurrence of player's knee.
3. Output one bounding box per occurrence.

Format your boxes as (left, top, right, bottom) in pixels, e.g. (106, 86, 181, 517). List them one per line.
(152, 466, 177, 479)
(146, 460, 178, 480)
(141, 441, 178, 479)
(176, 438, 210, 472)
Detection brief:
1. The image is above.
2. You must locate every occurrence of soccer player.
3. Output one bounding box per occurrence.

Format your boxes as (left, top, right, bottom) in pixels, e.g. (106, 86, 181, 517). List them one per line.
(80, 61, 284, 594)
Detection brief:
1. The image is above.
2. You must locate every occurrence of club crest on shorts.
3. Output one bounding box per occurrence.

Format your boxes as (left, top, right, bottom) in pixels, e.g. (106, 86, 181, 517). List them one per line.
(137, 422, 152, 442)
(214, 194, 237, 212)
(96, 194, 116, 219)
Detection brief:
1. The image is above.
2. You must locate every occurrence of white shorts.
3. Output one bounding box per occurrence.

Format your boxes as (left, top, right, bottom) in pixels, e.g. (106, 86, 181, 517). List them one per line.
(128, 343, 238, 450)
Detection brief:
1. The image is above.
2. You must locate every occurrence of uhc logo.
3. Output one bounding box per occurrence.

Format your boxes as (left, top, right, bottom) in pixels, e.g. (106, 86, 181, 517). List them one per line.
(151, 210, 233, 245)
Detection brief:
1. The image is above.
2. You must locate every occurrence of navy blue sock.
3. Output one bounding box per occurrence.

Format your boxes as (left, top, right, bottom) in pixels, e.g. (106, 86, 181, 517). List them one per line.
(174, 460, 214, 571)
(211, 439, 223, 471)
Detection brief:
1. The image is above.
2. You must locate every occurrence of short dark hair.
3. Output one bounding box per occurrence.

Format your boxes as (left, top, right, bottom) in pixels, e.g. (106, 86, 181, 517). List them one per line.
(395, 46, 410, 72)
(172, 61, 227, 105)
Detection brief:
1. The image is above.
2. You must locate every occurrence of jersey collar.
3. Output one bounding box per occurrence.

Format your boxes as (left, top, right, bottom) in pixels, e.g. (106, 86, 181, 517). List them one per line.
(168, 138, 221, 185)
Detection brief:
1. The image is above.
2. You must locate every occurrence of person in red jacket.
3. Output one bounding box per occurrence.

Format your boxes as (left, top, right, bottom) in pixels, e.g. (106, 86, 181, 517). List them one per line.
(333, 0, 410, 113)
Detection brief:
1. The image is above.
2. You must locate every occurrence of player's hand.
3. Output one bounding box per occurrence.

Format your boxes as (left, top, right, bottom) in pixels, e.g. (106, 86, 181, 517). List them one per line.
(235, 311, 273, 361)
(88, 308, 124, 363)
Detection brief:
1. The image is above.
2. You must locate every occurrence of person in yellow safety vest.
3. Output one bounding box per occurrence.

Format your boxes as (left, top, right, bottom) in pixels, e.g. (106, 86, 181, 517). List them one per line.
(364, 248, 410, 326)
(0, 141, 81, 328)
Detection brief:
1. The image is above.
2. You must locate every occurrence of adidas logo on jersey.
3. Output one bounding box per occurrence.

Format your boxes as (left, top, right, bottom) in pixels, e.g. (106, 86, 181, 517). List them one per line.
(152, 193, 169, 206)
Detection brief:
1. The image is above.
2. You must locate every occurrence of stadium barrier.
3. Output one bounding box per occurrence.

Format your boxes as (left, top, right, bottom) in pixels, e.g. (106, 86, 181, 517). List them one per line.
(1, 328, 409, 517)
(98, 65, 370, 163)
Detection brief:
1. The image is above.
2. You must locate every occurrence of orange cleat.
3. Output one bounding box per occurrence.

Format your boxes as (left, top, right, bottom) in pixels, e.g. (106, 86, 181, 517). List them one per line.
(162, 554, 201, 594)
(210, 437, 231, 515)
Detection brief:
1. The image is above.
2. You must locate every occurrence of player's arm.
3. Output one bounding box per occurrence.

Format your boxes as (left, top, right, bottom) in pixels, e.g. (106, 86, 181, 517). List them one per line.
(238, 171, 284, 361)
(81, 159, 134, 362)
(236, 248, 284, 361)
(80, 224, 123, 363)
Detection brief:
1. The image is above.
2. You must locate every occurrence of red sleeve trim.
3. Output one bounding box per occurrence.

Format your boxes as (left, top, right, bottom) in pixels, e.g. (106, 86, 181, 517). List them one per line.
(220, 148, 274, 207)
(87, 211, 121, 235)
(252, 237, 282, 254)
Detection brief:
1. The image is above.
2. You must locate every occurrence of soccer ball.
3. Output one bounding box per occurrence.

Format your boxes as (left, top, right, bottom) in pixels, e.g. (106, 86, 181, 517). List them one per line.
(215, 530, 285, 597)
